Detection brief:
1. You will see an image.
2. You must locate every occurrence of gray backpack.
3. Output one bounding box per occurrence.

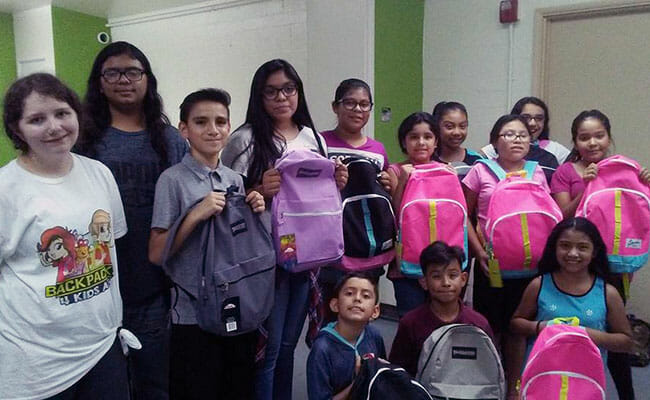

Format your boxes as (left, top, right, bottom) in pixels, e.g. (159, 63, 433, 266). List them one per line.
(416, 324, 505, 400)
(163, 192, 276, 336)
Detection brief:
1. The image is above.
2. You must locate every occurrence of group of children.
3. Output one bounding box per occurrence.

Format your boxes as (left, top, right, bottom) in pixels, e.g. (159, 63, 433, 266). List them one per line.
(0, 39, 648, 400)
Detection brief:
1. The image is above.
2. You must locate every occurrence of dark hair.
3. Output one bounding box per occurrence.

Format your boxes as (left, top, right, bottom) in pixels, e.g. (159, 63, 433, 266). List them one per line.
(76, 41, 171, 167)
(179, 88, 231, 123)
(510, 96, 550, 140)
(3, 73, 82, 152)
(397, 111, 438, 154)
(420, 241, 466, 275)
(566, 109, 613, 162)
(332, 78, 373, 105)
(232, 59, 318, 186)
(538, 217, 611, 282)
(332, 271, 379, 304)
(488, 114, 530, 146)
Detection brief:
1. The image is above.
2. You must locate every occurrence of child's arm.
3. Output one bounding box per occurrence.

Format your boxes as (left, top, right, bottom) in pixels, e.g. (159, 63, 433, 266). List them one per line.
(390, 164, 412, 213)
(463, 184, 489, 276)
(510, 277, 542, 336)
(584, 283, 633, 353)
(148, 192, 226, 265)
(553, 191, 584, 219)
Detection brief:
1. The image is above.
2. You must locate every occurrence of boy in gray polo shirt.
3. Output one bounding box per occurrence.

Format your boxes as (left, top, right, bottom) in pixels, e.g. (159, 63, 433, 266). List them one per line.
(148, 88, 265, 399)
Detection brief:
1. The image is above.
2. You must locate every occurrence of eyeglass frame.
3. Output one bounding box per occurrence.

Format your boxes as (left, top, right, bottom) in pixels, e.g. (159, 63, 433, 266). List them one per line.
(262, 84, 298, 100)
(101, 68, 146, 84)
(499, 130, 531, 142)
(519, 114, 545, 123)
(335, 98, 374, 112)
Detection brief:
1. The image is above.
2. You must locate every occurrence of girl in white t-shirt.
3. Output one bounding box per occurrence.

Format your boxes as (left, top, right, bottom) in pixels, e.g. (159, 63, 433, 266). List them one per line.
(0, 73, 128, 399)
(220, 59, 347, 400)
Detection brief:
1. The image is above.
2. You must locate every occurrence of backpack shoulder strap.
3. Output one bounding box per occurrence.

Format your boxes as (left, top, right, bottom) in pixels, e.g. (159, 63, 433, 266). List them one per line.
(476, 158, 506, 180)
(522, 160, 538, 180)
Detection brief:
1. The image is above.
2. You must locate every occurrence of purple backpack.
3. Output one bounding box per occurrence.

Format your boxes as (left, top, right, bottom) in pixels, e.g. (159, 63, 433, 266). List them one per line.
(272, 149, 344, 272)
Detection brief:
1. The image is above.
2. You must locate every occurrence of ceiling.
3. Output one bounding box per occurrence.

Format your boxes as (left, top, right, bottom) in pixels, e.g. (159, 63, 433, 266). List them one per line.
(0, 0, 211, 19)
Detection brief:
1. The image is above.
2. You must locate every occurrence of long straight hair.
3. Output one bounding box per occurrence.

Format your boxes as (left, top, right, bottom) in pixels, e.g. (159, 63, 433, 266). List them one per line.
(233, 59, 319, 186)
(76, 41, 171, 167)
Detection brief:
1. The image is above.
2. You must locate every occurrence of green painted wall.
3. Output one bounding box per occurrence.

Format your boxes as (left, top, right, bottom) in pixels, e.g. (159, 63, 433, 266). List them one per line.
(0, 12, 17, 166)
(52, 7, 108, 98)
(374, 0, 424, 163)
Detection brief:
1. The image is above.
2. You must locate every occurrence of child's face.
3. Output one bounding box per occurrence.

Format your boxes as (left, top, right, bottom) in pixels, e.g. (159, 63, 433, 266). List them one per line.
(330, 277, 380, 324)
(262, 70, 298, 125)
(404, 122, 436, 164)
(574, 117, 610, 164)
(333, 87, 371, 134)
(180, 101, 230, 161)
(520, 103, 545, 141)
(421, 260, 467, 305)
(556, 228, 594, 274)
(47, 237, 68, 261)
(100, 54, 148, 108)
(17, 92, 79, 161)
(494, 120, 530, 163)
(439, 109, 468, 151)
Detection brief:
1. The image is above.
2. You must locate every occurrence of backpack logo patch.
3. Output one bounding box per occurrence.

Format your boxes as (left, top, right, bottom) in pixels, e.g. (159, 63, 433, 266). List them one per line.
(230, 219, 247, 236)
(451, 346, 477, 360)
(625, 238, 643, 249)
(296, 167, 322, 178)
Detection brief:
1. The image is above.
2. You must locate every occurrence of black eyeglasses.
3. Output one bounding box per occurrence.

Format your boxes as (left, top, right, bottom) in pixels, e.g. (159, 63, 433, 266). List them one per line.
(499, 131, 531, 142)
(101, 68, 146, 83)
(262, 84, 298, 100)
(520, 114, 544, 123)
(336, 99, 373, 112)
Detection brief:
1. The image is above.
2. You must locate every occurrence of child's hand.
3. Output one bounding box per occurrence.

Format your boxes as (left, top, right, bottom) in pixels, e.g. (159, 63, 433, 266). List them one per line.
(640, 167, 650, 185)
(262, 168, 281, 198)
(246, 190, 265, 213)
(193, 191, 226, 220)
(378, 171, 393, 192)
(335, 159, 349, 190)
(582, 163, 598, 182)
(398, 164, 414, 183)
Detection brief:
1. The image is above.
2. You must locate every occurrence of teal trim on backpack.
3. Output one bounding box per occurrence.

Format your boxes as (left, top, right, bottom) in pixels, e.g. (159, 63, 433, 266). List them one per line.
(608, 253, 649, 273)
(477, 159, 538, 181)
(462, 227, 469, 271)
(322, 322, 366, 357)
(466, 148, 485, 159)
(400, 260, 423, 278)
(362, 198, 377, 258)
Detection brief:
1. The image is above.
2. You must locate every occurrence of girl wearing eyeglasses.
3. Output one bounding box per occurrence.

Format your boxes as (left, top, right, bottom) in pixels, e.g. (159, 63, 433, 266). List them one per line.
(482, 97, 570, 185)
(463, 114, 550, 395)
(220, 59, 347, 400)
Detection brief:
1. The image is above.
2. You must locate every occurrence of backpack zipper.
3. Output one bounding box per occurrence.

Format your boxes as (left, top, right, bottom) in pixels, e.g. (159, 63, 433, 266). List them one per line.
(521, 371, 605, 399)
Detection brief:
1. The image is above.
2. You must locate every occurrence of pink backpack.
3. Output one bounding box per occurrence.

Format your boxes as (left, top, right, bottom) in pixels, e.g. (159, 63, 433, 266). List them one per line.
(576, 155, 650, 274)
(520, 324, 605, 399)
(397, 162, 468, 277)
(480, 160, 562, 279)
(272, 149, 344, 272)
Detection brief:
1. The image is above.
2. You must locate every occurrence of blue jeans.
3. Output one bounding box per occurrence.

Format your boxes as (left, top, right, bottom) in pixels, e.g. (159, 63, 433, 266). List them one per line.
(255, 268, 310, 400)
(392, 278, 427, 318)
(123, 294, 171, 400)
(47, 336, 129, 400)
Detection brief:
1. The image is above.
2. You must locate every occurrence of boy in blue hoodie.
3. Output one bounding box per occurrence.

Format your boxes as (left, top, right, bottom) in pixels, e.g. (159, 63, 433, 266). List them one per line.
(307, 272, 386, 400)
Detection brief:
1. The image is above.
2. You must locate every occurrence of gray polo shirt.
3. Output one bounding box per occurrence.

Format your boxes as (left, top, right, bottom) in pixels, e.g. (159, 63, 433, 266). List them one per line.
(152, 153, 244, 324)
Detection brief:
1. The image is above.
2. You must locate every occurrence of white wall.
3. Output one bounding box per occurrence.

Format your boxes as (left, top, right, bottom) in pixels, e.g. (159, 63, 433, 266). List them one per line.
(13, 5, 56, 76)
(423, 0, 599, 151)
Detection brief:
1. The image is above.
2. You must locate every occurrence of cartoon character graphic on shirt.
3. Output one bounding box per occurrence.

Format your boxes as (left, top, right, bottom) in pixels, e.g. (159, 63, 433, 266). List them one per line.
(40, 209, 116, 305)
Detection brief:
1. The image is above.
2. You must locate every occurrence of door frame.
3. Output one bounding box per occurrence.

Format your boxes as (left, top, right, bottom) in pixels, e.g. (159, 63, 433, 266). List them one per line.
(532, 0, 650, 98)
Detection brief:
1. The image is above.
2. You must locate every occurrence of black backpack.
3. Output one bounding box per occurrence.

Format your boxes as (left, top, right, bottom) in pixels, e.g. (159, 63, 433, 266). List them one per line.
(349, 356, 432, 400)
(340, 157, 396, 270)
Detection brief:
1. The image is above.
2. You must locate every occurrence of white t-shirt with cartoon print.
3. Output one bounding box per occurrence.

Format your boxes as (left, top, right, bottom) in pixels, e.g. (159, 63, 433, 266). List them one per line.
(0, 154, 127, 400)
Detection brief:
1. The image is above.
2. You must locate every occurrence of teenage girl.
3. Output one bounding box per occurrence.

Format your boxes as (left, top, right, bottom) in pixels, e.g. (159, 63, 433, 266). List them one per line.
(550, 109, 649, 400)
(462, 114, 549, 391)
(431, 101, 483, 180)
(0, 74, 128, 399)
(386, 112, 452, 317)
(220, 59, 347, 400)
(510, 217, 632, 398)
(482, 97, 570, 184)
(320, 78, 393, 321)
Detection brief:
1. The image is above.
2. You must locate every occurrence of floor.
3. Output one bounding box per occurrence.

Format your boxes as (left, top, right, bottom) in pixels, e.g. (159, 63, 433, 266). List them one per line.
(292, 316, 650, 399)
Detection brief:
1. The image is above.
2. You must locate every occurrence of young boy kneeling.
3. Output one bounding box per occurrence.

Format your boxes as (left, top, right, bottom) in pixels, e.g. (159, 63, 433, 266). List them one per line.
(389, 241, 493, 376)
(148, 89, 265, 399)
(307, 272, 386, 400)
